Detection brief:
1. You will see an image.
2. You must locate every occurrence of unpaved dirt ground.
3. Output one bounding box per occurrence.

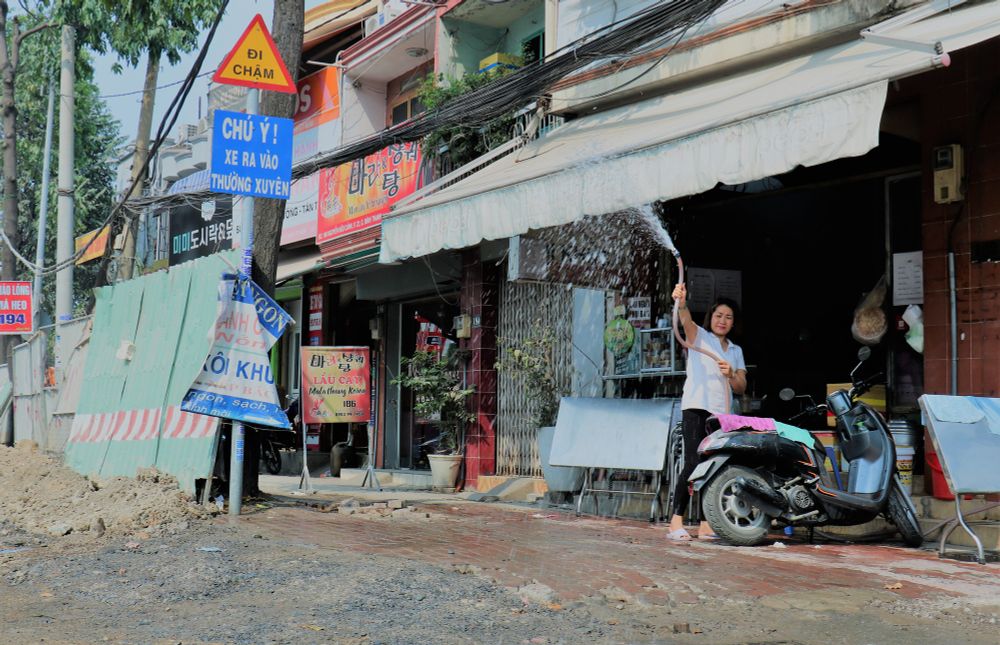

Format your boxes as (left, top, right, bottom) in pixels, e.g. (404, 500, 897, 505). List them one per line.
(2, 444, 999, 644)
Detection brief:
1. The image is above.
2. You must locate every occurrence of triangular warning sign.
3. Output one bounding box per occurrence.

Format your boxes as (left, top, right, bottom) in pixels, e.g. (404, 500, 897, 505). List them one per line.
(213, 14, 296, 93)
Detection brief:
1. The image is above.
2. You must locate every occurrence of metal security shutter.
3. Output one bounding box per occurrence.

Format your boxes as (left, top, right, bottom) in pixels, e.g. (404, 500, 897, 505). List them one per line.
(497, 280, 572, 477)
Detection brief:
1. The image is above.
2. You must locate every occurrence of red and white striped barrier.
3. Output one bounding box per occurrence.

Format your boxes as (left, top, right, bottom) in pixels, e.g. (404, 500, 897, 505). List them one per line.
(68, 406, 218, 443)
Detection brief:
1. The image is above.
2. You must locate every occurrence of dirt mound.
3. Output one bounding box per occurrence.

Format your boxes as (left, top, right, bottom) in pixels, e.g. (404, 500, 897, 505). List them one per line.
(0, 444, 207, 538)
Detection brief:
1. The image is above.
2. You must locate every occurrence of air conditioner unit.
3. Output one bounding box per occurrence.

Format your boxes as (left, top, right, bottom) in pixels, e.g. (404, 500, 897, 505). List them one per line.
(364, 2, 406, 37)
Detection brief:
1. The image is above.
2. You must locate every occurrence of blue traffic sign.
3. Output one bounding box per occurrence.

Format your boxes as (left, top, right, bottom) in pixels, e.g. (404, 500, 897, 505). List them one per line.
(210, 109, 293, 200)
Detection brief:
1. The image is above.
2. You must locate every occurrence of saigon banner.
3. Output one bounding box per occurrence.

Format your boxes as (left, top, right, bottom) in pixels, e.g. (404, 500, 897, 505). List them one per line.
(301, 346, 371, 424)
(316, 142, 422, 245)
(181, 274, 293, 428)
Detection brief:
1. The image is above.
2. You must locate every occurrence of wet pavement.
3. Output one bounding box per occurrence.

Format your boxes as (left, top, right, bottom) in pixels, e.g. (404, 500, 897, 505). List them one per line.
(243, 498, 1000, 609)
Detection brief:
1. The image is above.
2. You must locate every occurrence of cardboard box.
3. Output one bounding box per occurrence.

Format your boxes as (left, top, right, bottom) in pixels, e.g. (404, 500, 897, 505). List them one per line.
(826, 383, 886, 427)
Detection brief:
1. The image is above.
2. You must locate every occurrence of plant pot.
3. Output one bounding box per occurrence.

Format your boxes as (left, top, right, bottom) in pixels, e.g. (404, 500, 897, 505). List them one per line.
(428, 453, 463, 491)
(537, 426, 584, 493)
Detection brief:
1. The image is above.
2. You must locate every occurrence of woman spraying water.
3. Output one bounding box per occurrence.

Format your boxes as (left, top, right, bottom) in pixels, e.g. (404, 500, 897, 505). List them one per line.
(666, 283, 747, 541)
(632, 206, 747, 539)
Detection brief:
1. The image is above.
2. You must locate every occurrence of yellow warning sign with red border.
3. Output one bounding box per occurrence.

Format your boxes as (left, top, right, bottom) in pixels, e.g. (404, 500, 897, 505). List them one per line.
(213, 14, 296, 94)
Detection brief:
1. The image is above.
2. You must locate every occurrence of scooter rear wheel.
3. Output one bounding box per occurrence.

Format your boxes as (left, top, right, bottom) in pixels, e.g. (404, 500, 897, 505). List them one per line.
(702, 465, 773, 546)
(886, 479, 924, 548)
(261, 439, 282, 475)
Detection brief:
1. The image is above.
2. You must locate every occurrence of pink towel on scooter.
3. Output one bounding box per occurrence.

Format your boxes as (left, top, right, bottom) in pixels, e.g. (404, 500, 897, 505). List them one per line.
(715, 414, 776, 432)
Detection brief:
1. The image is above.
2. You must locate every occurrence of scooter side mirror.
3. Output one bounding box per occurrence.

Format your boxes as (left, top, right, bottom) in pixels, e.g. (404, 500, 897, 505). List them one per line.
(850, 346, 872, 383)
(779, 388, 796, 402)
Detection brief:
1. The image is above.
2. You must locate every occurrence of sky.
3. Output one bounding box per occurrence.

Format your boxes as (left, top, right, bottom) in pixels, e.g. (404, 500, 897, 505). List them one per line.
(93, 0, 326, 144)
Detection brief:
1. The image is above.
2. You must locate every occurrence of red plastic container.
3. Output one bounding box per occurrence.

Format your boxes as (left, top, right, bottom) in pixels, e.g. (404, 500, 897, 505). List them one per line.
(925, 448, 954, 500)
(924, 430, 972, 501)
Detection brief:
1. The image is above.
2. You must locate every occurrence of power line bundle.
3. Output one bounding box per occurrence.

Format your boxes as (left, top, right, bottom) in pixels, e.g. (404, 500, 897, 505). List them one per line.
(294, 0, 727, 178)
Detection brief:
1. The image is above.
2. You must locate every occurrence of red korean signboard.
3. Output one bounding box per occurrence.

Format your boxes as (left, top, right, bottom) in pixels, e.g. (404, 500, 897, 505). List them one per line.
(316, 142, 422, 245)
(301, 346, 371, 424)
(0, 282, 33, 334)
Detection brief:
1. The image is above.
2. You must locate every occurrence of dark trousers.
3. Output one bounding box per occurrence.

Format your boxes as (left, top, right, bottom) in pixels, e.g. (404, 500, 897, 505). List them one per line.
(670, 408, 711, 520)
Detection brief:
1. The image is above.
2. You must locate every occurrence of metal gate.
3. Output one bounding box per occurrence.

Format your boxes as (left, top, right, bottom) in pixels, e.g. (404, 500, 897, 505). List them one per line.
(497, 280, 573, 477)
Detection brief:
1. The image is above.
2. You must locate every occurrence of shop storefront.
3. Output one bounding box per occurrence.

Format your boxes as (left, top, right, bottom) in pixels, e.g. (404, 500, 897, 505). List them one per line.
(378, 5, 1000, 489)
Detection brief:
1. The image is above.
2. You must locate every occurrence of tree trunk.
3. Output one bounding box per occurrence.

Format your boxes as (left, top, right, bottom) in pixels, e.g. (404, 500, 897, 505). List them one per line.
(0, 3, 19, 359)
(252, 0, 304, 299)
(119, 47, 160, 281)
(244, 1, 304, 496)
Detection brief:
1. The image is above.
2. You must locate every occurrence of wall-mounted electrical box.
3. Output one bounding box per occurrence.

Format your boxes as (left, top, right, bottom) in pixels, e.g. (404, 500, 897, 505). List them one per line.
(369, 317, 382, 340)
(453, 314, 472, 339)
(933, 144, 964, 204)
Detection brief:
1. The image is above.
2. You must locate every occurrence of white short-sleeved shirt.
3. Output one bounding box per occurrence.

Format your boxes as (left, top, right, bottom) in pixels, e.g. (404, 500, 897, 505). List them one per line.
(681, 325, 746, 415)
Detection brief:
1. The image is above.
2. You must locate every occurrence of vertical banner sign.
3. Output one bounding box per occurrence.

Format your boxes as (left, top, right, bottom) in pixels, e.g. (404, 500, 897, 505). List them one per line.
(0, 282, 33, 334)
(316, 142, 422, 245)
(182, 274, 293, 428)
(282, 172, 320, 245)
(302, 346, 371, 424)
(307, 285, 324, 346)
(211, 110, 294, 199)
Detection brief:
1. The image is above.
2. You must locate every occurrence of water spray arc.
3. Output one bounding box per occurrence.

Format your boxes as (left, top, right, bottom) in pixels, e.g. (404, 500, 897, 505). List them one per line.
(634, 205, 721, 364)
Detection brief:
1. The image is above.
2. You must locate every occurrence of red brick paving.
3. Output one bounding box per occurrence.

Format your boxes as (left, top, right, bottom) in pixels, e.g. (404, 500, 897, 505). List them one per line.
(242, 502, 1000, 605)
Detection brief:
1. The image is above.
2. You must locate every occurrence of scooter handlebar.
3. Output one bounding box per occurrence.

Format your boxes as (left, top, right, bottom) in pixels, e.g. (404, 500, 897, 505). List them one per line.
(788, 403, 828, 423)
(852, 372, 884, 399)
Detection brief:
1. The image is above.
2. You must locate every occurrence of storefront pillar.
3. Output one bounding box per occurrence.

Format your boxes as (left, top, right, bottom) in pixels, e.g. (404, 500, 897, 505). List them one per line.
(460, 250, 498, 488)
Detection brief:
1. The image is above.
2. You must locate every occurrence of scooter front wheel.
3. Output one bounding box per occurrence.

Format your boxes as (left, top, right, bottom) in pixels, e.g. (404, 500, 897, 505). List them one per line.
(886, 478, 924, 548)
(702, 465, 773, 546)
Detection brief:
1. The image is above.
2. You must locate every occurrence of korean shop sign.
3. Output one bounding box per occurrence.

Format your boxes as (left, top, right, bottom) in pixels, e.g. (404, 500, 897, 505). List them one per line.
(210, 109, 294, 200)
(168, 200, 233, 266)
(316, 142, 422, 245)
(182, 274, 293, 428)
(301, 346, 371, 424)
(0, 282, 32, 334)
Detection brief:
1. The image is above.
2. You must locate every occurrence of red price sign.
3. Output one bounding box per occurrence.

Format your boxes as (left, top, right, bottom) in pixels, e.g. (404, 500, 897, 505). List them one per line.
(0, 281, 33, 334)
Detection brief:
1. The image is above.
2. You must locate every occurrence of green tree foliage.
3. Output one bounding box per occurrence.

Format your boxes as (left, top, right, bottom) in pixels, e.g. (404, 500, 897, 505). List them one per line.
(11, 15, 120, 318)
(57, 0, 225, 67)
(419, 67, 519, 168)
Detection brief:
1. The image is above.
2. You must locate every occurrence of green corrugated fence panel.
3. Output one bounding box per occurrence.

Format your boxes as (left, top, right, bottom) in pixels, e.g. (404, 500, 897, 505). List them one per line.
(77, 278, 145, 414)
(154, 252, 235, 492)
(66, 252, 237, 492)
(164, 253, 234, 405)
(101, 269, 191, 478)
(65, 278, 145, 475)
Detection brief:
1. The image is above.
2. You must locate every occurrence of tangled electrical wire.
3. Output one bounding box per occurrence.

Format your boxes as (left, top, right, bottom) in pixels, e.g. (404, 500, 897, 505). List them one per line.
(294, 0, 728, 178)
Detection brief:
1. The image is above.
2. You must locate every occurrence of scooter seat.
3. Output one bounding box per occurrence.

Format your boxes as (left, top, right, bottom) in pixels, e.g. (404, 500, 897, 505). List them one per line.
(710, 414, 816, 448)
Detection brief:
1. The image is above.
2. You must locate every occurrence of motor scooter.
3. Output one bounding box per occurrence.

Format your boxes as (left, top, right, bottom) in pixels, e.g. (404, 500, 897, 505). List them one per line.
(258, 394, 299, 475)
(689, 347, 923, 547)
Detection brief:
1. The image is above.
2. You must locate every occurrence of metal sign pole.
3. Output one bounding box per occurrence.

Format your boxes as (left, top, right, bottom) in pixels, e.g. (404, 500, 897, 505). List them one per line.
(362, 350, 381, 490)
(228, 87, 259, 518)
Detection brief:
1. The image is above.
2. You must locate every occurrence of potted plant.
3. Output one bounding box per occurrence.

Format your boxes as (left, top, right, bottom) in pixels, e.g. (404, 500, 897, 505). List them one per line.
(392, 350, 475, 491)
(497, 324, 581, 493)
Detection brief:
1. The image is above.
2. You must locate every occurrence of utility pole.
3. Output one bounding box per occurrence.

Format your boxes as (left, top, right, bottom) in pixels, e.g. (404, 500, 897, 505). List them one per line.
(54, 25, 74, 374)
(32, 76, 55, 320)
(119, 50, 160, 281)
